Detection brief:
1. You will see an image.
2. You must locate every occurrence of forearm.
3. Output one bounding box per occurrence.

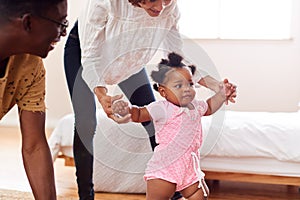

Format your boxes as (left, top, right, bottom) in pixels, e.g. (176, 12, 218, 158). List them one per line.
(22, 141, 56, 200)
(129, 106, 151, 123)
(205, 91, 226, 116)
(94, 86, 111, 114)
(79, 0, 108, 91)
(198, 75, 220, 92)
(19, 110, 56, 200)
(129, 107, 141, 122)
(94, 86, 108, 98)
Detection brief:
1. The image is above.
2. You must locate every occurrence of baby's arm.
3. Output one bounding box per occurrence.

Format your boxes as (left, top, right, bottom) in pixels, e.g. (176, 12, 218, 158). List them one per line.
(199, 76, 237, 105)
(112, 100, 151, 123)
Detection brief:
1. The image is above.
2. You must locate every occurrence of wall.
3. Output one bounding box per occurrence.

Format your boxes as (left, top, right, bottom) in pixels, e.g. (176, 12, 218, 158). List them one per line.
(1, 0, 299, 128)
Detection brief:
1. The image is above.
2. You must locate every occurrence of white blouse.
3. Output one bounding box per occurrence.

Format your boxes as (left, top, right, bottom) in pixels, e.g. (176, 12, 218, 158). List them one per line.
(78, 0, 200, 91)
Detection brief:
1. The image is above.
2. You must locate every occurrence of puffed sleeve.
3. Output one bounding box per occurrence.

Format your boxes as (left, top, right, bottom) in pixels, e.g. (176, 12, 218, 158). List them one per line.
(146, 101, 167, 122)
(195, 100, 208, 117)
(78, 0, 111, 91)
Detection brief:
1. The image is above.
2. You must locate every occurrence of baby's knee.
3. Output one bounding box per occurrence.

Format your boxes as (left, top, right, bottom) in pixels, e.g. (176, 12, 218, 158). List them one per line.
(185, 189, 205, 200)
(181, 182, 208, 200)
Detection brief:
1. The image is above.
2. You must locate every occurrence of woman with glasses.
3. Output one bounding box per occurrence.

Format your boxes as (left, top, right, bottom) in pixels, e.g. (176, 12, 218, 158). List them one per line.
(64, 0, 236, 199)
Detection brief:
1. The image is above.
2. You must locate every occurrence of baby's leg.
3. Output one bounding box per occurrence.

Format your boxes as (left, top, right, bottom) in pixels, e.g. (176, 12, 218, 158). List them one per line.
(181, 181, 208, 200)
(146, 179, 176, 200)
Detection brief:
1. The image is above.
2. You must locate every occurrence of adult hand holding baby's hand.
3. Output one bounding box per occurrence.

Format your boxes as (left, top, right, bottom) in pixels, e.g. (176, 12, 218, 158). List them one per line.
(111, 99, 132, 124)
(94, 86, 131, 123)
(112, 100, 130, 116)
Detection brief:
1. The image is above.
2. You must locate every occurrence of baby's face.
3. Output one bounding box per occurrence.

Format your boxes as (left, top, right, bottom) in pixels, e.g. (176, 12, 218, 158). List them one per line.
(160, 67, 196, 107)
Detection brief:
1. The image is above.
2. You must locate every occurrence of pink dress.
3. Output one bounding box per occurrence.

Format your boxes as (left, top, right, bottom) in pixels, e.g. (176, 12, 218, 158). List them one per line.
(144, 100, 208, 191)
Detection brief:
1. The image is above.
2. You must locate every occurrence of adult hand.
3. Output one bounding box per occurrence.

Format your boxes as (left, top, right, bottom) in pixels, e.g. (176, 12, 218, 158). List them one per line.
(94, 87, 131, 123)
(111, 100, 132, 124)
(112, 100, 130, 117)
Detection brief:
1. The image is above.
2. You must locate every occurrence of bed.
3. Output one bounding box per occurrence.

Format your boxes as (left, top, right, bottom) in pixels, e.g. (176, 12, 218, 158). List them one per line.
(200, 111, 300, 186)
(48, 109, 300, 193)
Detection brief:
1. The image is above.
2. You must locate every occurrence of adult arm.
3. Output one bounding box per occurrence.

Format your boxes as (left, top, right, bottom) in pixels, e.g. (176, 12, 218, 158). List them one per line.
(13, 55, 56, 199)
(19, 110, 56, 200)
(79, 1, 131, 122)
(79, 0, 110, 91)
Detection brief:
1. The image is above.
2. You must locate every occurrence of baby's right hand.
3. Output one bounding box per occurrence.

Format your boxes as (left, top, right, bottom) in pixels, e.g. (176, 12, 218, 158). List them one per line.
(112, 100, 130, 117)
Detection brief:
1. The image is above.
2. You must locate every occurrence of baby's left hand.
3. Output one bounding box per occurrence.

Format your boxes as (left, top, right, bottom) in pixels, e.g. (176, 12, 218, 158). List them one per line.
(222, 79, 237, 105)
(220, 79, 236, 105)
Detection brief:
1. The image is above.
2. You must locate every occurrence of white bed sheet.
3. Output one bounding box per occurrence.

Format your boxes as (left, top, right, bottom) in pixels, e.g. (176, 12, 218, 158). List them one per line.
(201, 111, 300, 162)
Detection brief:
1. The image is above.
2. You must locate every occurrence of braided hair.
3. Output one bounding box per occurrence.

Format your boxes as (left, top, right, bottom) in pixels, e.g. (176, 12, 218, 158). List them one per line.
(151, 52, 196, 91)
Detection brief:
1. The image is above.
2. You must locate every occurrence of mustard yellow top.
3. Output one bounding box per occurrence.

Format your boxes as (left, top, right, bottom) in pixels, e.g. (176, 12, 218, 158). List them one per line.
(0, 54, 46, 119)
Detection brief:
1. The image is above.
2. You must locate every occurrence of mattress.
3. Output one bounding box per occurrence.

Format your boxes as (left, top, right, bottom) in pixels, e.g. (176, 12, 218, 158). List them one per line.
(200, 111, 300, 163)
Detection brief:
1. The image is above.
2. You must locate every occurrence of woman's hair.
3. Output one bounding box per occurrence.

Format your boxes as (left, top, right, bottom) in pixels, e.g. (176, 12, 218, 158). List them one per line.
(128, 0, 145, 7)
(151, 52, 196, 91)
(0, 0, 64, 19)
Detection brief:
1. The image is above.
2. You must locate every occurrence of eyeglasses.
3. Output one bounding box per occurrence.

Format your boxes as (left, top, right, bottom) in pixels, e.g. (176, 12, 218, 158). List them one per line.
(37, 15, 69, 33)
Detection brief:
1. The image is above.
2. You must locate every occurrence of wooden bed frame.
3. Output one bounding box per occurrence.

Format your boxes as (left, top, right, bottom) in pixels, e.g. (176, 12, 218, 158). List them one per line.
(204, 171, 300, 186)
(58, 155, 300, 187)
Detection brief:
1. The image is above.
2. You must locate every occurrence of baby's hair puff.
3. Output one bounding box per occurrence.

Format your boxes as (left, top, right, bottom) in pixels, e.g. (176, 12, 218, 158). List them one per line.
(151, 52, 196, 91)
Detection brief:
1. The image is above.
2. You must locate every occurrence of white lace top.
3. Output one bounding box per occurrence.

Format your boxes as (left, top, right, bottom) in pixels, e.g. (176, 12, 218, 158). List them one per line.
(78, 0, 188, 90)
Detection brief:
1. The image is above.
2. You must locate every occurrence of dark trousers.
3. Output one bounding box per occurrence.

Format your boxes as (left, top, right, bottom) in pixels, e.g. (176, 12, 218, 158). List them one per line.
(64, 22, 158, 200)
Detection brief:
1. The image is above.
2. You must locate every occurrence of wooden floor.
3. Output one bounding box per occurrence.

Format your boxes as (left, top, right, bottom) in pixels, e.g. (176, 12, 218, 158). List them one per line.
(0, 126, 299, 200)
